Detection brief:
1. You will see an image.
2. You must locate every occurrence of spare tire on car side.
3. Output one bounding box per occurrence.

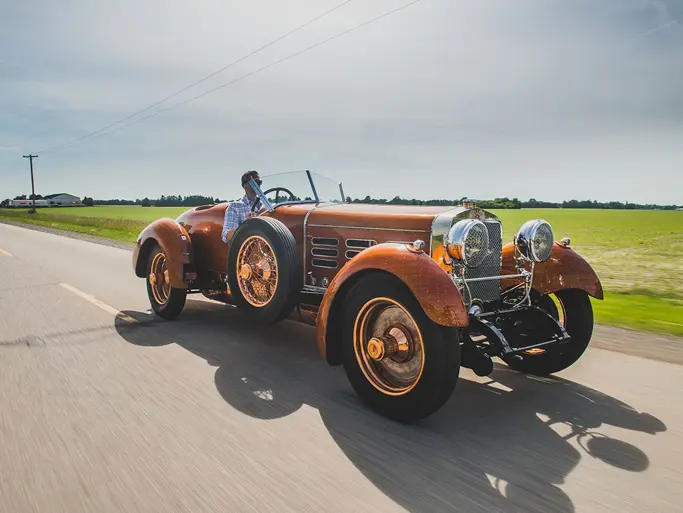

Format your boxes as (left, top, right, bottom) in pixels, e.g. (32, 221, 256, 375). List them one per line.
(227, 216, 301, 324)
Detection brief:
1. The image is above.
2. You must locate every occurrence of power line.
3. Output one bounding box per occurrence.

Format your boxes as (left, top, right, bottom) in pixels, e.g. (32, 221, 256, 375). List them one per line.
(38, 0, 424, 153)
(629, 18, 679, 42)
(36, 0, 357, 155)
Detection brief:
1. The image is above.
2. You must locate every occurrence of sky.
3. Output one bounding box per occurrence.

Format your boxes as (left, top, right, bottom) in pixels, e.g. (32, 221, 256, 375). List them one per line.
(1, 0, 682, 204)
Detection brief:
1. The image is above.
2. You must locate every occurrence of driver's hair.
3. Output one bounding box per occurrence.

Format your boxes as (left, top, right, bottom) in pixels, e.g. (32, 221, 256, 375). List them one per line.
(241, 170, 259, 186)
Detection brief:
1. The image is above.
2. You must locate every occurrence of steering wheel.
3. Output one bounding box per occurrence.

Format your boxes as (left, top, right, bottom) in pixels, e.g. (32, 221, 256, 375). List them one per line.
(262, 187, 297, 207)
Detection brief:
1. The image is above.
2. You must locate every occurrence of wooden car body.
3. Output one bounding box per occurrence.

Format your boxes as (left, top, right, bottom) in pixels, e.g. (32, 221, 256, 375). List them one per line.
(132, 170, 603, 421)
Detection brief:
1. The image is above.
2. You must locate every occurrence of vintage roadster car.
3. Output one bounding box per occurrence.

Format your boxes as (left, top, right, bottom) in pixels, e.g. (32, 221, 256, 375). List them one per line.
(132, 170, 603, 422)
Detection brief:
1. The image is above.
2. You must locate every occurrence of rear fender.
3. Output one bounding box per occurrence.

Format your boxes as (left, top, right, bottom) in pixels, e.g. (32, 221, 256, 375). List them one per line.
(501, 242, 603, 299)
(133, 218, 194, 288)
(316, 243, 468, 365)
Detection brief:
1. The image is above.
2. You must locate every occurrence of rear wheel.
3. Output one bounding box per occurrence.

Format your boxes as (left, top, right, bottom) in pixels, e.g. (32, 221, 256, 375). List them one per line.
(503, 289, 594, 375)
(341, 273, 461, 423)
(227, 216, 301, 324)
(146, 243, 187, 320)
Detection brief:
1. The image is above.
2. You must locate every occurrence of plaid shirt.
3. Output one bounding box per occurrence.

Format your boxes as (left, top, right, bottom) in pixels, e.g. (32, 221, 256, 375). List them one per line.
(221, 195, 260, 242)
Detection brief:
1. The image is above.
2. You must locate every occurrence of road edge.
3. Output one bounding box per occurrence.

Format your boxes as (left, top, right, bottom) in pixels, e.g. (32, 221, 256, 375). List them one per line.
(0, 219, 135, 251)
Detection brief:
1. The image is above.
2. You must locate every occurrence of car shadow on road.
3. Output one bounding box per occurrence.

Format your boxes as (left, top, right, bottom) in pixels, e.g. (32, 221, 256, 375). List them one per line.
(115, 300, 667, 513)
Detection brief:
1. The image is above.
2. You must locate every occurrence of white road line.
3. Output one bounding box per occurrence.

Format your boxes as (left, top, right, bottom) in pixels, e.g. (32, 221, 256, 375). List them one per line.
(0, 248, 13, 257)
(59, 283, 138, 324)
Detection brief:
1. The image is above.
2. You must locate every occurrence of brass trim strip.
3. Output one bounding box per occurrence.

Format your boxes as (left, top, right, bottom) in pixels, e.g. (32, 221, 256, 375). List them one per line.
(307, 224, 427, 233)
(302, 205, 321, 286)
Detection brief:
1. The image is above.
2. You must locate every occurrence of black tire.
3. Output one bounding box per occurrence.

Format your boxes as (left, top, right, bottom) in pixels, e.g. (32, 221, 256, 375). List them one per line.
(340, 273, 461, 423)
(227, 216, 301, 324)
(145, 243, 187, 320)
(503, 289, 594, 376)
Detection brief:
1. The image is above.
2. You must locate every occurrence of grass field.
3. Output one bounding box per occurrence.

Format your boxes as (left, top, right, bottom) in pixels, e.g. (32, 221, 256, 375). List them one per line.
(0, 206, 185, 243)
(2, 205, 682, 337)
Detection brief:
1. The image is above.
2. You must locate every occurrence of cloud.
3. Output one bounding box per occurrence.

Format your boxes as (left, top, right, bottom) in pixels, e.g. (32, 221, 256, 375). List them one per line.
(1, 0, 682, 204)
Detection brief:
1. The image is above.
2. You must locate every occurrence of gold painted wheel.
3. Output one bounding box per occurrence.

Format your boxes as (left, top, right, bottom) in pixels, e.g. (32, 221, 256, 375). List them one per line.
(353, 297, 425, 396)
(236, 235, 279, 307)
(149, 252, 171, 305)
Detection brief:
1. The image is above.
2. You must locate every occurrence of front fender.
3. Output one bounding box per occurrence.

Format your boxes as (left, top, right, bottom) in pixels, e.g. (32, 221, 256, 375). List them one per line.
(501, 242, 604, 299)
(315, 243, 468, 364)
(133, 218, 194, 288)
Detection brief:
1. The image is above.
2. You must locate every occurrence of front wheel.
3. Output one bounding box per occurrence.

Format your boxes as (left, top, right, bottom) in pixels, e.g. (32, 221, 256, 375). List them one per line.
(145, 243, 187, 320)
(341, 273, 461, 423)
(503, 289, 594, 376)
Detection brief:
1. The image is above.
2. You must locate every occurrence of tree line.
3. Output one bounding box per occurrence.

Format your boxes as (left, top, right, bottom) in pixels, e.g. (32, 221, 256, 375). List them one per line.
(346, 195, 681, 210)
(4, 193, 681, 210)
(93, 195, 221, 207)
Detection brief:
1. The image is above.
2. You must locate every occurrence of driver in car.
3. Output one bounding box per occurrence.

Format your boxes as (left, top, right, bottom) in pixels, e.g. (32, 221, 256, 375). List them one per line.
(221, 170, 263, 244)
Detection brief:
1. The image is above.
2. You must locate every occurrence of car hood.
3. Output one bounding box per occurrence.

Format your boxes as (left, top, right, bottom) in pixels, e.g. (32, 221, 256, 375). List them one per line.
(306, 203, 462, 233)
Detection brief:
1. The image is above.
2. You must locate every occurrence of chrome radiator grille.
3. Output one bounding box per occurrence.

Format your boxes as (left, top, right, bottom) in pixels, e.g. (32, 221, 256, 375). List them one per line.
(462, 219, 502, 305)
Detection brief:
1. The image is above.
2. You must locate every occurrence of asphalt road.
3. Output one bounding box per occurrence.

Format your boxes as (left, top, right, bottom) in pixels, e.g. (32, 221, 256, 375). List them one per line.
(1, 222, 681, 513)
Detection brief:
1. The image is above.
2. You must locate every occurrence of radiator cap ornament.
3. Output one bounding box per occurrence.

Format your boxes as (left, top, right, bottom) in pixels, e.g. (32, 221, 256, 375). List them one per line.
(462, 198, 477, 209)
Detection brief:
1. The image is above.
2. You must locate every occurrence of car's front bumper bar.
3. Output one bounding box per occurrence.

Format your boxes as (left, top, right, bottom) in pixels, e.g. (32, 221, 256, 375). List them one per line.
(466, 304, 571, 357)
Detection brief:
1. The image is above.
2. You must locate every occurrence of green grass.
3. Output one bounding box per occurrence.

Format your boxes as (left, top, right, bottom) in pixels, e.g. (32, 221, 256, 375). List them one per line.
(591, 292, 683, 337)
(491, 209, 683, 301)
(492, 209, 683, 337)
(0, 206, 170, 242)
(1, 205, 190, 222)
(2, 205, 682, 337)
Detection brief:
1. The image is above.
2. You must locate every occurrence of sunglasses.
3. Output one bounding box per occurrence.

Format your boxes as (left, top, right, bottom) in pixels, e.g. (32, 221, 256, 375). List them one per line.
(243, 177, 262, 186)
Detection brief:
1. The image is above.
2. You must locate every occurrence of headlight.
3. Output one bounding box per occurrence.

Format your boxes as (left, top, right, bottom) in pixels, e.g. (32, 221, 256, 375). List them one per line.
(515, 219, 554, 262)
(445, 219, 490, 268)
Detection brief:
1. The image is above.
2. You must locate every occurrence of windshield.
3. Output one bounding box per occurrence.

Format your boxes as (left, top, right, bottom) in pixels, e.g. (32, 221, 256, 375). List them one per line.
(254, 170, 345, 207)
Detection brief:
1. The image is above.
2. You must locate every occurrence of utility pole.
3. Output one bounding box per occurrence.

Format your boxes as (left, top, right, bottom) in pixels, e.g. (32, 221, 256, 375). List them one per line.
(22, 154, 38, 214)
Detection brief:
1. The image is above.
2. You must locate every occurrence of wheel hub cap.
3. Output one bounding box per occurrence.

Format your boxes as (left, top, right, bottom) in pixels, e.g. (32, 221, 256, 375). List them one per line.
(239, 263, 253, 280)
(367, 338, 386, 361)
(353, 297, 425, 396)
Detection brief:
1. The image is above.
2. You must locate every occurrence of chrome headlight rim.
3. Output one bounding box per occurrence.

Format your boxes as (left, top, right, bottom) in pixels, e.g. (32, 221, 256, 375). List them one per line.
(444, 219, 490, 268)
(515, 219, 554, 263)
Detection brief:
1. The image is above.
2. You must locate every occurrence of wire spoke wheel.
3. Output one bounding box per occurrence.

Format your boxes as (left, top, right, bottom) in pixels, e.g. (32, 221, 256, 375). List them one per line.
(236, 235, 279, 307)
(145, 243, 187, 320)
(227, 217, 300, 324)
(353, 297, 425, 396)
(149, 252, 171, 305)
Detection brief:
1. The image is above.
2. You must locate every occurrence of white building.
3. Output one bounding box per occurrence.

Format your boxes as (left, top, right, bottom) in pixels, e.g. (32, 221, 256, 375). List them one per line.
(8, 199, 50, 208)
(6, 193, 83, 208)
(43, 193, 83, 206)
